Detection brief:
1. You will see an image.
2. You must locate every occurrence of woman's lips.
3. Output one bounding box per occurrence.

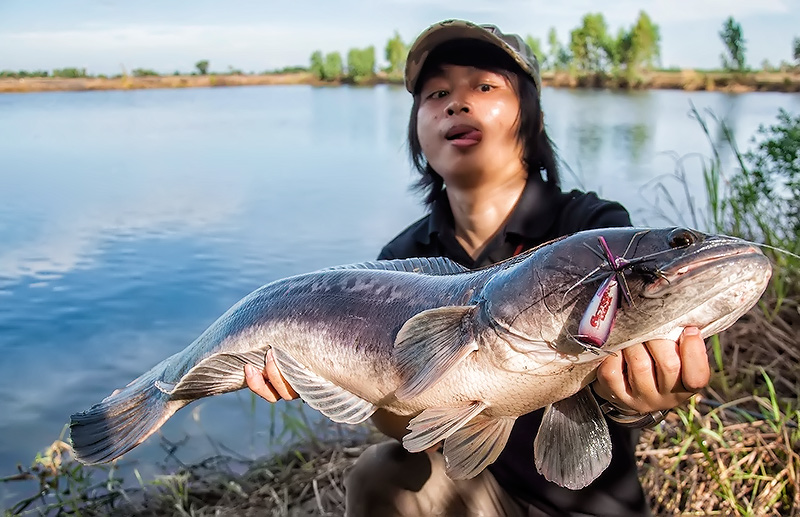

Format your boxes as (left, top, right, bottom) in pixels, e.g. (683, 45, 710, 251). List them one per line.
(446, 124, 483, 147)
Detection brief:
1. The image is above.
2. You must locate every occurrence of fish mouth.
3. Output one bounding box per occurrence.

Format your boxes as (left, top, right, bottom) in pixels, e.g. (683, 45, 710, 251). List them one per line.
(642, 242, 767, 298)
(445, 123, 483, 144)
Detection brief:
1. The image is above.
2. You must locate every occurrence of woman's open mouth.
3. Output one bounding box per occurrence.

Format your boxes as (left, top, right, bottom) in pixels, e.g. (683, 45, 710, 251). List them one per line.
(445, 124, 483, 147)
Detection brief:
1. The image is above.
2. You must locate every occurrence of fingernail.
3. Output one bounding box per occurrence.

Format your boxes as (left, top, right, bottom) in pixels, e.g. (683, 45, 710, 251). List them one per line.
(684, 327, 700, 336)
(244, 364, 254, 378)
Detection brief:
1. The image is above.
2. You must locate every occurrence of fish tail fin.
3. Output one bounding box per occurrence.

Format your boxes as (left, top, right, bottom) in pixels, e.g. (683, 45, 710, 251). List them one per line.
(69, 371, 186, 465)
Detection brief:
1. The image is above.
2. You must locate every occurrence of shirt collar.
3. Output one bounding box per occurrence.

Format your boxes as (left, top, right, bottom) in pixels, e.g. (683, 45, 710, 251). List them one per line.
(420, 179, 560, 246)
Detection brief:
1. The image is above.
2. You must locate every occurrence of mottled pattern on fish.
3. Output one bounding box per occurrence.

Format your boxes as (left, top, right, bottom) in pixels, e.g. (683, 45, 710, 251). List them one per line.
(70, 228, 772, 490)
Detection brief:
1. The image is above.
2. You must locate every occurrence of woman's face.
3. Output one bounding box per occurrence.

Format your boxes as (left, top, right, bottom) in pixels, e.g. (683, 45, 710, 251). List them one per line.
(416, 64, 525, 187)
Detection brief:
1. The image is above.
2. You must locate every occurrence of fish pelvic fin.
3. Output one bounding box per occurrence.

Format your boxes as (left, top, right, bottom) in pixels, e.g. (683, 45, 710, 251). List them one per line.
(271, 348, 377, 425)
(69, 370, 186, 465)
(534, 386, 612, 490)
(394, 305, 479, 401)
(403, 401, 486, 453)
(167, 349, 268, 400)
(443, 414, 516, 480)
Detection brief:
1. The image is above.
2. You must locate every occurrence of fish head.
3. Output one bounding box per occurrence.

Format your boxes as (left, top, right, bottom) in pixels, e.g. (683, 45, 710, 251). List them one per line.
(481, 227, 772, 358)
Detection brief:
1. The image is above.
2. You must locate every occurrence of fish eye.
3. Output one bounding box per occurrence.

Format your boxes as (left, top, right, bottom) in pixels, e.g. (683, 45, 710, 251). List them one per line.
(668, 229, 696, 249)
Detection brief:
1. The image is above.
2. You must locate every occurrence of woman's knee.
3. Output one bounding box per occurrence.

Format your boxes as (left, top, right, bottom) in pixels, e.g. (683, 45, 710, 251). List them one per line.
(346, 441, 433, 493)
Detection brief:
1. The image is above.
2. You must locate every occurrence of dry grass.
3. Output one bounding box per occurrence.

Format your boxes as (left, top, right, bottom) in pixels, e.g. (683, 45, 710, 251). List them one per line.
(634, 297, 800, 516)
(541, 70, 800, 92)
(112, 438, 378, 517)
(0, 73, 317, 94)
(3, 70, 800, 95)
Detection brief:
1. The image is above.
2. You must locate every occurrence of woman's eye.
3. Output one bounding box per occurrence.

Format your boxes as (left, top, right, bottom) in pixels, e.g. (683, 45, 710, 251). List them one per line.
(427, 90, 448, 99)
(479, 84, 493, 92)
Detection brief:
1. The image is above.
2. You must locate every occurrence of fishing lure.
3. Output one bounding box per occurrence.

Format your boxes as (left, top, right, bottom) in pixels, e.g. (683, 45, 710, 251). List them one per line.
(575, 236, 632, 353)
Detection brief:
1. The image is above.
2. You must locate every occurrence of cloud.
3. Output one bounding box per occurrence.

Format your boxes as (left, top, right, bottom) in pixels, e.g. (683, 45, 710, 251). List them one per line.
(1, 1, 795, 72)
(0, 181, 244, 285)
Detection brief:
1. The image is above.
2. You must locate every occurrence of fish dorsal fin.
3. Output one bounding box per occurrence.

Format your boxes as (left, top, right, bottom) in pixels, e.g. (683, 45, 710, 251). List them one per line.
(167, 349, 269, 399)
(443, 414, 516, 479)
(323, 257, 468, 275)
(271, 348, 377, 425)
(403, 401, 486, 453)
(534, 386, 612, 490)
(394, 305, 479, 401)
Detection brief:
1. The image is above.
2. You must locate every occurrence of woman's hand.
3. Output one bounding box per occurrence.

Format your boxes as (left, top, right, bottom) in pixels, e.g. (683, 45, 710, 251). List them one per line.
(244, 349, 299, 402)
(593, 327, 710, 414)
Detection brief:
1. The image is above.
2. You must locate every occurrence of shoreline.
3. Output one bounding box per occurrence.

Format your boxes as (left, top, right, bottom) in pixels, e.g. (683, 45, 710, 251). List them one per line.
(2, 70, 800, 94)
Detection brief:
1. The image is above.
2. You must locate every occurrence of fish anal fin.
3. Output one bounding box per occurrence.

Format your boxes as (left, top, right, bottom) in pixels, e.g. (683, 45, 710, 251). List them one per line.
(394, 305, 478, 401)
(403, 401, 486, 453)
(534, 386, 612, 490)
(271, 348, 377, 425)
(443, 414, 516, 480)
(169, 349, 268, 400)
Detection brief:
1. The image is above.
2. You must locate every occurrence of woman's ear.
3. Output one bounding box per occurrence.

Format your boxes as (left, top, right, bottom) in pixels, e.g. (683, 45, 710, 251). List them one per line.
(539, 111, 545, 134)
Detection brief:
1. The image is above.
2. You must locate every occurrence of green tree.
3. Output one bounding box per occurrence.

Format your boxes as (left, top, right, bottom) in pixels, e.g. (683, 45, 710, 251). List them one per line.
(524, 35, 545, 69)
(385, 31, 406, 75)
(608, 28, 631, 71)
(793, 37, 800, 65)
(347, 46, 376, 80)
(132, 68, 159, 77)
(547, 27, 571, 70)
(52, 67, 87, 78)
(310, 51, 324, 80)
(719, 17, 746, 71)
(195, 60, 210, 75)
(322, 51, 343, 81)
(629, 11, 660, 71)
(569, 13, 613, 73)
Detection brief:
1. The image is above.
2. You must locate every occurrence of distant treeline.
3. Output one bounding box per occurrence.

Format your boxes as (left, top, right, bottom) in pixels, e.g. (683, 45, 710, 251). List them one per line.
(2, 12, 799, 82)
(305, 13, 800, 84)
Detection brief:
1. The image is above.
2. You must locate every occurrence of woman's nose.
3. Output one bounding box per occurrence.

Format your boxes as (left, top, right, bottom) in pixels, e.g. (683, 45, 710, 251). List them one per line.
(445, 97, 470, 116)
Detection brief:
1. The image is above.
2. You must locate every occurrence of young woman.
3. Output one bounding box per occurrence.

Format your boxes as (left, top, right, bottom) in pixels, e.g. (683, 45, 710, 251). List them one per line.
(245, 20, 710, 516)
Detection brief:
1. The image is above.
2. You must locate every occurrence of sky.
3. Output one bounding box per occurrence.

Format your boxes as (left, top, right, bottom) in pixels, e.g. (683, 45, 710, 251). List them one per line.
(1, 0, 798, 75)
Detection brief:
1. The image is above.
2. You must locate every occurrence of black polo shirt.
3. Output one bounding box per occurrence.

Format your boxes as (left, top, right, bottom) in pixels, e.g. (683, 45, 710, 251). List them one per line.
(378, 180, 651, 517)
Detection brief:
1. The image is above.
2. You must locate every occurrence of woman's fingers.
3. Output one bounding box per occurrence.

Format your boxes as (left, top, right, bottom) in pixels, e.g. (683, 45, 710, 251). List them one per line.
(243, 350, 299, 403)
(594, 349, 634, 410)
(594, 327, 711, 414)
(265, 349, 299, 400)
(644, 338, 683, 395)
(678, 327, 711, 391)
(244, 363, 280, 403)
(622, 342, 660, 408)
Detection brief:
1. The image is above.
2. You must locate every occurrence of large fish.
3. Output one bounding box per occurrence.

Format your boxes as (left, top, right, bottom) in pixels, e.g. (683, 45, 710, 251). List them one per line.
(69, 227, 771, 489)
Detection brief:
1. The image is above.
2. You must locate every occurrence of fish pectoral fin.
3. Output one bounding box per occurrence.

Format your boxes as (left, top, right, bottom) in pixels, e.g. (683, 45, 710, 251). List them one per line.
(169, 349, 269, 400)
(534, 386, 612, 490)
(394, 305, 479, 401)
(443, 414, 516, 479)
(403, 401, 486, 453)
(271, 348, 377, 425)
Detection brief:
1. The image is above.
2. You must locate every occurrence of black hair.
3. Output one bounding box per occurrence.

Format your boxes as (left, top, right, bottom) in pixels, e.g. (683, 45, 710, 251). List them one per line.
(407, 39, 560, 205)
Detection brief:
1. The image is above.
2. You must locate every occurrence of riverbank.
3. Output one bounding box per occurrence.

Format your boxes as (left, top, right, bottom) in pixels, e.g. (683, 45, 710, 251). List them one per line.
(2, 70, 799, 94)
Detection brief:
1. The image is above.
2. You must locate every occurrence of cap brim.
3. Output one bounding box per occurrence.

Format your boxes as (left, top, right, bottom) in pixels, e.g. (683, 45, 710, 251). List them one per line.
(404, 20, 536, 93)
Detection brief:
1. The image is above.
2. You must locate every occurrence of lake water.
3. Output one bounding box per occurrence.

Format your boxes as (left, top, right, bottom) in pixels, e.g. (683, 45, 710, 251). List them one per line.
(1, 84, 798, 506)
